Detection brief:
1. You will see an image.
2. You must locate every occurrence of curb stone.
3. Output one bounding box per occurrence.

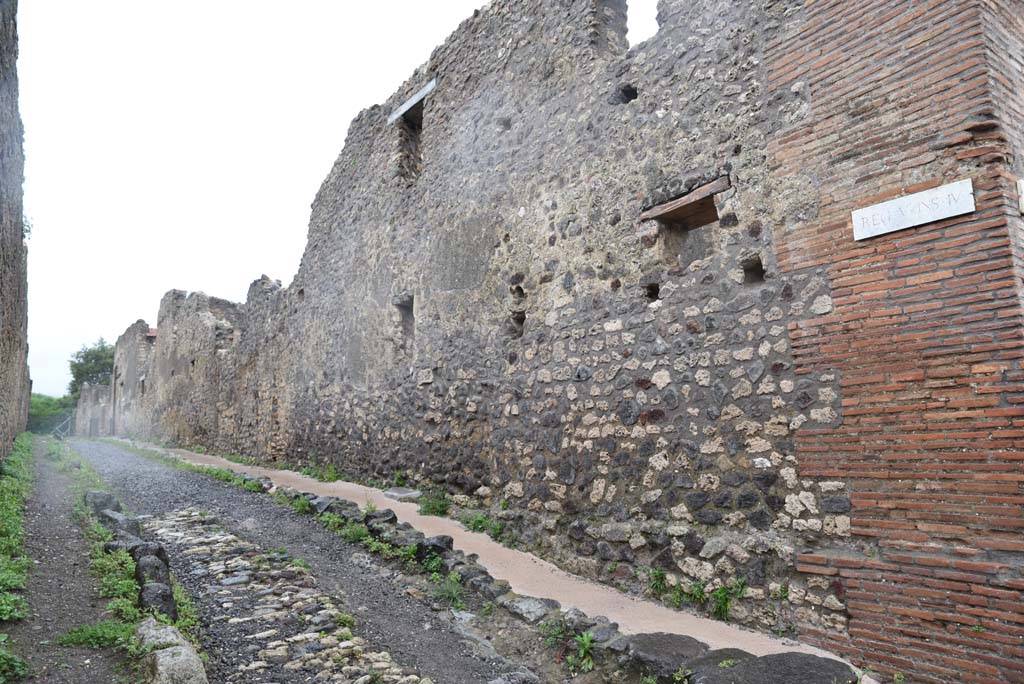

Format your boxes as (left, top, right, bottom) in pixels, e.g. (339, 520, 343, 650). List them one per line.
(136, 617, 208, 684)
(85, 489, 207, 681)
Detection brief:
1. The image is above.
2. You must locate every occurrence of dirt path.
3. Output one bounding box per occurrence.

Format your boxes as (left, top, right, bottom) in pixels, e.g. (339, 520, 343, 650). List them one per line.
(5, 439, 123, 683)
(70, 438, 513, 684)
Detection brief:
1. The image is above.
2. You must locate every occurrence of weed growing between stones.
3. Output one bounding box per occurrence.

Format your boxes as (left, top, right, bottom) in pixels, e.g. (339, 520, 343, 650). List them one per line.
(646, 567, 667, 597)
(430, 571, 466, 610)
(300, 462, 344, 482)
(683, 580, 708, 607)
(417, 489, 451, 517)
(673, 666, 693, 683)
(422, 552, 444, 574)
(457, 510, 511, 545)
(568, 630, 596, 674)
(291, 496, 314, 515)
(710, 578, 746, 622)
(538, 618, 599, 675)
(0, 434, 33, 680)
(333, 613, 356, 629)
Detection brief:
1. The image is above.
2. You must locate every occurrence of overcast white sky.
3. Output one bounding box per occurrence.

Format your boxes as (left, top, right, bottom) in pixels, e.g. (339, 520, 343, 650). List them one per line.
(20, 1, 658, 397)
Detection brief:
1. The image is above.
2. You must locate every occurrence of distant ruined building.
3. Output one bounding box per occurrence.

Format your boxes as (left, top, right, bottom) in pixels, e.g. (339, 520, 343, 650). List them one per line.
(0, 0, 29, 460)
(79, 1, 1024, 680)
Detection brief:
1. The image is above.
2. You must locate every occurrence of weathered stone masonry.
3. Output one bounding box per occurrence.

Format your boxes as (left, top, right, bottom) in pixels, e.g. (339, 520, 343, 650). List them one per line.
(0, 0, 29, 461)
(82, 1, 1024, 681)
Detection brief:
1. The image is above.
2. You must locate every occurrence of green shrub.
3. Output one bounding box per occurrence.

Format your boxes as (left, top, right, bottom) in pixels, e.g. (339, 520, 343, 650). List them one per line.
(0, 595, 27, 622)
(301, 463, 343, 483)
(241, 478, 263, 493)
(291, 497, 314, 515)
(461, 512, 491, 533)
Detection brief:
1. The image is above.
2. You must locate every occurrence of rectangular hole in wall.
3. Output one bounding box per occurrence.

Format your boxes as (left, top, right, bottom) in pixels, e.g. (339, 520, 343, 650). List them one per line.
(397, 100, 424, 181)
(662, 224, 713, 269)
(743, 255, 766, 285)
(388, 79, 434, 184)
(640, 176, 731, 269)
(395, 295, 415, 358)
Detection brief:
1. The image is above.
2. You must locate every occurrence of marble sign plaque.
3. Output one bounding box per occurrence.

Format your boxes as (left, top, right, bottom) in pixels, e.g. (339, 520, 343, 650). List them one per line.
(852, 178, 975, 241)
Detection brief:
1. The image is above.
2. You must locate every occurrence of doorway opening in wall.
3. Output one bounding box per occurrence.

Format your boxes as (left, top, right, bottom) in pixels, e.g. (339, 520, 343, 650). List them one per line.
(626, 0, 659, 47)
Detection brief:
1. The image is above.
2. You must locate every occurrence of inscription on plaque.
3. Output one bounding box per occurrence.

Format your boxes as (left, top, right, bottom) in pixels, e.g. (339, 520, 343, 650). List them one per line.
(852, 178, 975, 241)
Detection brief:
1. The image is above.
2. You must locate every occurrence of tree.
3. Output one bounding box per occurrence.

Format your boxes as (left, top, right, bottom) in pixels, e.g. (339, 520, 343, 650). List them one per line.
(68, 338, 114, 401)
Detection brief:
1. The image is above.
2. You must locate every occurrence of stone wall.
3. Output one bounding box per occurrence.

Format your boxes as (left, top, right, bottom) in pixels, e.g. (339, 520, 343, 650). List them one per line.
(111, 320, 156, 437)
(0, 0, 29, 460)
(74, 383, 111, 437)
(81, 1, 1024, 680)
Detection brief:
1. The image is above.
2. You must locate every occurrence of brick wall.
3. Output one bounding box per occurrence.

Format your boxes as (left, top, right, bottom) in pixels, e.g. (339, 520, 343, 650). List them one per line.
(769, 1, 1023, 681)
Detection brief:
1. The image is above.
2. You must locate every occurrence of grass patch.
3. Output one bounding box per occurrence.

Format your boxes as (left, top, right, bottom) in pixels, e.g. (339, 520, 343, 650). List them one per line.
(300, 463, 344, 483)
(0, 633, 28, 682)
(97, 440, 264, 497)
(58, 620, 135, 648)
(0, 433, 34, 679)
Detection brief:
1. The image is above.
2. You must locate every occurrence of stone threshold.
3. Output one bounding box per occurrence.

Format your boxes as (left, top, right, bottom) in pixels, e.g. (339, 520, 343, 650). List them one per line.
(116, 438, 877, 682)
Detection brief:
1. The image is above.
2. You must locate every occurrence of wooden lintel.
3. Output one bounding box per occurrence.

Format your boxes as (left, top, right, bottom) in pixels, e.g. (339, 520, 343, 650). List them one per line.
(639, 176, 732, 222)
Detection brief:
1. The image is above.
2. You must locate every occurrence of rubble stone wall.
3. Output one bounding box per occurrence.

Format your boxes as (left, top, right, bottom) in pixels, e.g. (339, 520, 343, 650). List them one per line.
(74, 383, 111, 438)
(0, 0, 29, 460)
(77, 1, 1024, 680)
